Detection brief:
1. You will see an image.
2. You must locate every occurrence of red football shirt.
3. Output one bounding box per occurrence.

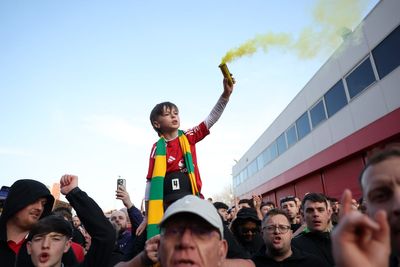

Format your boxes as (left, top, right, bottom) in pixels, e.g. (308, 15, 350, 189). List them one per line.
(146, 121, 210, 193)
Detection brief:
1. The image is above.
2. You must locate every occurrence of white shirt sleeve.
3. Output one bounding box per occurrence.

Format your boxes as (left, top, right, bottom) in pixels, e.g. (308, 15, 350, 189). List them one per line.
(204, 96, 229, 129)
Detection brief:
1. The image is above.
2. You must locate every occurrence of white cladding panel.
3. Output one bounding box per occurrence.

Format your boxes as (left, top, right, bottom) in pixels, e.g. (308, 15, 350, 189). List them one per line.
(380, 67, 400, 112)
(233, 0, 400, 196)
(305, 58, 342, 106)
(337, 30, 370, 76)
(364, 0, 400, 49)
(328, 105, 355, 144)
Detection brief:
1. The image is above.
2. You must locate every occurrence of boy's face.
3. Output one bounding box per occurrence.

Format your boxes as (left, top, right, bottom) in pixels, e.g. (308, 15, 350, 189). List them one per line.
(153, 106, 180, 134)
(27, 232, 71, 267)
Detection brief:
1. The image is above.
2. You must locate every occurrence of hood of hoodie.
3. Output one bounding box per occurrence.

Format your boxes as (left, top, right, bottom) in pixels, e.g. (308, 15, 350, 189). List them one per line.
(0, 179, 55, 240)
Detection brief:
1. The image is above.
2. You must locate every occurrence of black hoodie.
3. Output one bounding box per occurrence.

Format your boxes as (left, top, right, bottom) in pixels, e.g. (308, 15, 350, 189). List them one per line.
(0, 179, 54, 267)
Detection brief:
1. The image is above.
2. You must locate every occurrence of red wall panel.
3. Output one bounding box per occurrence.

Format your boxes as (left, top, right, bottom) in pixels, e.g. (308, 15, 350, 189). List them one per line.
(262, 191, 277, 207)
(275, 184, 295, 208)
(295, 173, 324, 200)
(323, 156, 364, 200)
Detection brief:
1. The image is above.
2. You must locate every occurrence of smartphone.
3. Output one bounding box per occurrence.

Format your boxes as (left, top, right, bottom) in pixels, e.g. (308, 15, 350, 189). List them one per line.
(117, 178, 126, 189)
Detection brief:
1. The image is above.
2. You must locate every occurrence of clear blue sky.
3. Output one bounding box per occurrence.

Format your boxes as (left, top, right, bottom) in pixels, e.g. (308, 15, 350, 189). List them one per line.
(0, 0, 378, 211)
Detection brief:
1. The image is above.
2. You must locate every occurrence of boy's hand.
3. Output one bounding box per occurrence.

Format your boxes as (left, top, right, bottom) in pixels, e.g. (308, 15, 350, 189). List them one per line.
(222, 77, 234, 99)
(60, 174, 78, 195)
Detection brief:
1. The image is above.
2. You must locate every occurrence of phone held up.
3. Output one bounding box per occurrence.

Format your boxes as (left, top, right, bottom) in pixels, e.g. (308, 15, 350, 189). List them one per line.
(117, 176, 126, 190)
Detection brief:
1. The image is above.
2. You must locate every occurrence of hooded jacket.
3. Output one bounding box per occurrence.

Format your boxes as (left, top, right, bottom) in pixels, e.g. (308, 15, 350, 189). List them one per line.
(0, 179, 54, 267)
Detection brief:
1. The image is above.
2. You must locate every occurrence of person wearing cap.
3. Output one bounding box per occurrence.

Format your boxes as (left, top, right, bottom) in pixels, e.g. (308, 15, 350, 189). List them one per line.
(0, 179, 55, 267)
(230, 207, 264, 257)
(115, 195, 255, 267)
(213, 201, 229, 225)
(26, 215, 73, 267)
(17, 174, 116, 267)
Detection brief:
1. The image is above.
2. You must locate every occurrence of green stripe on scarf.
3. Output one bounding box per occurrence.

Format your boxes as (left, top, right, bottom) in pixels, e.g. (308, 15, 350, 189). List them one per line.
(146, 130, 199, 239)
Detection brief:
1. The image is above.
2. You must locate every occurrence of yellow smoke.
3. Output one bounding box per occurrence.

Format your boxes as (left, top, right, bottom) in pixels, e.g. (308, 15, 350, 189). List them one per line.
(221, 0, 369, 64)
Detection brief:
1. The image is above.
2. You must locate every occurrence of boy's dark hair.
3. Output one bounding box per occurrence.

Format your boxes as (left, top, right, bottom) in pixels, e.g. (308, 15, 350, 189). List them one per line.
(359, 147, 400, 191)
(301, 192, 328, 210)
(262, 208, 289, 225)
(149, 101, 179, 135)
(53, 206, 73, 222)
(28, 215, 73, 241)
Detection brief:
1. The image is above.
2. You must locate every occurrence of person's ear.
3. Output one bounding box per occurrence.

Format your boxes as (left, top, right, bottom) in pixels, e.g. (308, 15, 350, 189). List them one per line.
(152, 121, 160, 129)
(27, 241, 32, 255)
(64, 239, 72, 253)
(218, 239, 228, 264)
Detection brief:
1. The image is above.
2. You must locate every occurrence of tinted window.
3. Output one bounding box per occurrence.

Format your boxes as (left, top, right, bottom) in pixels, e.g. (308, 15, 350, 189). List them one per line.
(256, 154, 264, 170)
(248, 160, 258, 177)
(346, 57, 376, 99)
(310, 100, 327, 128)
(286, 125, 297, 147)
(324, 80, 348, 117)
(296, 112, 311, 140)
(276, 133, 287, 155)
(372, 25, 400, 79)
(262, 142, 278, 165)
(240, 169, 247, 183)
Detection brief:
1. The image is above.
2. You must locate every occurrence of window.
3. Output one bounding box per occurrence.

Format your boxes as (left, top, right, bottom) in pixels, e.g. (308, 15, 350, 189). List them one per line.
(286, 124, 297, 147)
(261, 142, 278, 165)
(247, 160, 258, 177)
(372, 25, 400, 79)
(310, 99, 327, 128)
(296, 112, 311, 140)
(346, 57, 376, 99)
(276, 133, 287, 155)
(256, 154, 264, 171)
(324, 80, 348, 117)
(233, 175, 238, 187)
(239, 169, 247, 184)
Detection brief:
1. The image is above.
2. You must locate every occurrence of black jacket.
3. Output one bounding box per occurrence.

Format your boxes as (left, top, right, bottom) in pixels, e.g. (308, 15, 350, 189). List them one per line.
(0, 179, 54, 267)
(252, 245, 331, 267)
(291, 231, 334, 267)
(16, 187, 116, 267)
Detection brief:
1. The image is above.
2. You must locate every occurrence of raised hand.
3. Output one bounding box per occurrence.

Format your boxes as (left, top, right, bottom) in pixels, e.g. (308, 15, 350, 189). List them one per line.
(332, 189, 390, 267)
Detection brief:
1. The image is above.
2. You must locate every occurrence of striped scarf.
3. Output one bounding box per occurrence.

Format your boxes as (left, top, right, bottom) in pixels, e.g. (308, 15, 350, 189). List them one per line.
(147, 130, 199, 239)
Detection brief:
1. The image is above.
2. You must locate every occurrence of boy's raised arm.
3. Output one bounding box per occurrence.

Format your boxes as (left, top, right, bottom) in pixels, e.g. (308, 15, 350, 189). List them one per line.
(204, 78, 235, 129)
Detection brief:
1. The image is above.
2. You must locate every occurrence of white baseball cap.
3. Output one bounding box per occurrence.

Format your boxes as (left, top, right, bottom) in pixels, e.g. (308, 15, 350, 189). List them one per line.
(160, 195, 224, 238)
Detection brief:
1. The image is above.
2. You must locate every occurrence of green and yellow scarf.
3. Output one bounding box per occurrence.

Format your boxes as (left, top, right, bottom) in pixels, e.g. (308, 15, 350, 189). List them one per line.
(147, 130, 199, 239)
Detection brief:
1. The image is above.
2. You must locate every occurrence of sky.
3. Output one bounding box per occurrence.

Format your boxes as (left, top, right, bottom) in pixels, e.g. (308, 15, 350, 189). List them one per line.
(0, 0, 379, 211)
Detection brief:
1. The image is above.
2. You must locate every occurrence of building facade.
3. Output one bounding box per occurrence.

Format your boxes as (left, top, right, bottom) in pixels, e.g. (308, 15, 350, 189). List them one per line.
(232, 0, 400, 204)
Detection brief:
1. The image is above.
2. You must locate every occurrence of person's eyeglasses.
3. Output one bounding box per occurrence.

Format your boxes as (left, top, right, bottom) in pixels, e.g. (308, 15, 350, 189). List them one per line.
(161, 224, 218, 240)
(263, 224, 291, 234)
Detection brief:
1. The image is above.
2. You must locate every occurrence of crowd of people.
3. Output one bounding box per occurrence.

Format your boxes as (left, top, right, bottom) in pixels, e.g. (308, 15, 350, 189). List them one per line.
(0, 146, 398, 266)
(0, 74, 398, 267)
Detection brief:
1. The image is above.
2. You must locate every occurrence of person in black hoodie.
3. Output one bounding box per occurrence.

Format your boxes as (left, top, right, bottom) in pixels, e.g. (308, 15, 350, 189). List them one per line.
(230, 207, 264, 257)
(0, 179, 55, 267)
(16, 174, 116, 267)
